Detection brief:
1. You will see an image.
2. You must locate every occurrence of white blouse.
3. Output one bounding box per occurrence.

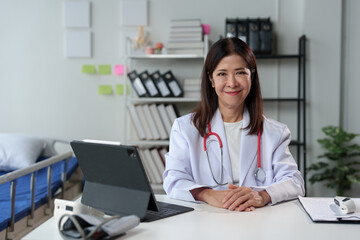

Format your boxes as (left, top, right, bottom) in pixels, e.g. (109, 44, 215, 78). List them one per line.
(223, 120, 243, 184)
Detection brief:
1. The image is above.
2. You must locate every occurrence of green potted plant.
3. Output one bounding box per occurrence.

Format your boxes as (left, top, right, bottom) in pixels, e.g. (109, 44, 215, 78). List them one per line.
(307, 126, 360, 196)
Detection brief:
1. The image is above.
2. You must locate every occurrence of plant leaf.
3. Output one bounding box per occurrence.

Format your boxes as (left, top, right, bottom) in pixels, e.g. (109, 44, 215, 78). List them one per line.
(347, 161, 360, 166)
(312, 125, 360, 192)
(318, 153, 341, 161)
(347, 175, 360, 184)
(307, 162, 329, 171)
(308, 171, 334, 184)
(348, 152, 360, 158)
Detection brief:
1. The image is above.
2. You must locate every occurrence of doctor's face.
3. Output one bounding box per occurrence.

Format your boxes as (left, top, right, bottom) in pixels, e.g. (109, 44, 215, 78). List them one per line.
(210, 54, 252, 113)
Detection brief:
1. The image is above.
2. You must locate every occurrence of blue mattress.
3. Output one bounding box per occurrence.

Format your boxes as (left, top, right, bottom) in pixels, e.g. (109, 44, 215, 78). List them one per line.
(0, 156, 78, 231)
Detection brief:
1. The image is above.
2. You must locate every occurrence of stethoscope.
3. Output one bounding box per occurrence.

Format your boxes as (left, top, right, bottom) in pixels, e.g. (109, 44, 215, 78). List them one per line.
(203, 122, 266, 186)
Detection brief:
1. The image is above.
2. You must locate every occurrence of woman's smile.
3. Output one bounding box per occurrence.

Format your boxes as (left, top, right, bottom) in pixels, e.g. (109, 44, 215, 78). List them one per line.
(225, 91, 241, 96)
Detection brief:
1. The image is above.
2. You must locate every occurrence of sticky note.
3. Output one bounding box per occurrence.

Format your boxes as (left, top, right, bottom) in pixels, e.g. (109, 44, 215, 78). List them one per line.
(114, 64, 124, 75)
(126, 84, 130, 95)
(202, 24, 211, 35)
(98, 65, 111, 75)
(82, 65, 96, 74)
(98, 85, 113, 95)
(116, 84, 124, 95)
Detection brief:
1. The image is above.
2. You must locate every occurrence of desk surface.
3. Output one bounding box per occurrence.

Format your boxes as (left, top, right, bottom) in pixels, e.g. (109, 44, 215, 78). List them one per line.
(23, 195, 359, 240)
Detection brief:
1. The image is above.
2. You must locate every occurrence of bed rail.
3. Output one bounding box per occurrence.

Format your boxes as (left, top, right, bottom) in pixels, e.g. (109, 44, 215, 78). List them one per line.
(0, 152, 73, 184)
(0, 151, 73, 240)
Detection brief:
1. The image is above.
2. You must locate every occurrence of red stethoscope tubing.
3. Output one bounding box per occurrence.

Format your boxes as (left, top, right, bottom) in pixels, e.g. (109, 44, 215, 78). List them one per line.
(203, 123, 223, 151)
(204, 123, 261, 168)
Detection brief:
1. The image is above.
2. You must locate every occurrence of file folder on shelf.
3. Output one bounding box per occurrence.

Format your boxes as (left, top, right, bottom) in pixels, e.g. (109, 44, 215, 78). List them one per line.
(127, 105, 146, 140)
(162, 71, 184, 97)
(135, 105, 154, 140)
(248, 19, 260, 53)
(139, 70, 160, 97)
(127, 70, 148, 97)
(150, 71, 172, 97)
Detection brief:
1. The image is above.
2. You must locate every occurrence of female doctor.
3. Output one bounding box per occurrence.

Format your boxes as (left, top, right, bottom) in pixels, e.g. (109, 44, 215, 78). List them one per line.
(163, 37, 305, 212)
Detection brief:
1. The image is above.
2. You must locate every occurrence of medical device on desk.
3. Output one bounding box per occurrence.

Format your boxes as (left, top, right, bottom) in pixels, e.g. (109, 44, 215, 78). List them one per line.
(54, 199, 105, 226)
(55, 199, 140, 240)
(334, 196, 356, 214)
(204, 123, 266, 186)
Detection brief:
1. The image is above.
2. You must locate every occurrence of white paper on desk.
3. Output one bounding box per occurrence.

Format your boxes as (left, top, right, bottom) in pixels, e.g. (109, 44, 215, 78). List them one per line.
(298, 196, 360, 222)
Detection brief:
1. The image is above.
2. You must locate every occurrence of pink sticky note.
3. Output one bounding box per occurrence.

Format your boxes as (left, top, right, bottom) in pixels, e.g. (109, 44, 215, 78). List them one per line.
(202, 24, 211, 35)
(114, 64, 124, 75)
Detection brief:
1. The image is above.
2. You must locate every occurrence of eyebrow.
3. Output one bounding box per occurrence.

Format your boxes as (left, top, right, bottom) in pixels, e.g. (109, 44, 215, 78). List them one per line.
(216, 67, 248, 72)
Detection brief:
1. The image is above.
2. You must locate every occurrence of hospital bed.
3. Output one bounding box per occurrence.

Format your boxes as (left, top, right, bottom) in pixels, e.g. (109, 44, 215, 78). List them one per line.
(0, 136, 83, 240)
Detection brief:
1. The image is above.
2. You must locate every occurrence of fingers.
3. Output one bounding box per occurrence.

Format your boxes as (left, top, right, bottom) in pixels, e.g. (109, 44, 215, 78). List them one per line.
(241, 206, 255, 212)
(223, 188, 266, 211)
(233, 197, 257, 211)
(223, 187, 252, 210)
(227, 183, 238, 189)
(222, 185, 245, 204)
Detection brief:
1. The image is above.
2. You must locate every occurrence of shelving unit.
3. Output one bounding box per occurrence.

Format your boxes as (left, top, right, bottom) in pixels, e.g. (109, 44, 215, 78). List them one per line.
(258, 35, 307, 189)
(123, 36, 208, 191)
(123, 35, 307, 191)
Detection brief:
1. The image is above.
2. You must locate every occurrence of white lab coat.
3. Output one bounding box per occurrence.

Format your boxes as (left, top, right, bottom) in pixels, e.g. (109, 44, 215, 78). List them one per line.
(163, 108, 305, 205)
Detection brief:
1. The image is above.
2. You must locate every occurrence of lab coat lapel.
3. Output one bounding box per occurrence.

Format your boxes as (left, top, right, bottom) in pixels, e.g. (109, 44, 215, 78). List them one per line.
(238, 108, 258, 186)
(210, 109, 233, 182)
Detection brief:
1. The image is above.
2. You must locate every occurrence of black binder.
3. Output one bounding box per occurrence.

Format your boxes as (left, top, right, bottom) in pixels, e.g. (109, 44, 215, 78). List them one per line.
(162, 70, 184, 97)
(150, 71, 172, 97)
(259, 18, 273, 54)
(138, 70, 160, 97)
(224, 17, 273, 54)
(237, 19, 248, 43)
(225, 18, 237, 38)
(248, 19, 260, 53)
(127, 70, 148, 97)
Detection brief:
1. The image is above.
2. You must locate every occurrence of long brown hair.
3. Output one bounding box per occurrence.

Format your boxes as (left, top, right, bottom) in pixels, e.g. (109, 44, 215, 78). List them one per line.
(192, 37, 263, 137)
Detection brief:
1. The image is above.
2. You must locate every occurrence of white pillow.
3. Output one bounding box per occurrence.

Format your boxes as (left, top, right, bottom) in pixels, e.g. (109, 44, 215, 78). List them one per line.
(0, 134, 45, 171)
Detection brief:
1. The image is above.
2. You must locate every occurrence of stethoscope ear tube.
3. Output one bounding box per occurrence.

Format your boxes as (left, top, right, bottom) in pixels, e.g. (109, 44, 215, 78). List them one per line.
(204, 146, 227, 186)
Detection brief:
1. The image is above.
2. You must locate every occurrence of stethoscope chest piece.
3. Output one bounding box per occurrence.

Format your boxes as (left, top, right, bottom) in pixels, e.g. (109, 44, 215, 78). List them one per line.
(255, 168, 266, 182)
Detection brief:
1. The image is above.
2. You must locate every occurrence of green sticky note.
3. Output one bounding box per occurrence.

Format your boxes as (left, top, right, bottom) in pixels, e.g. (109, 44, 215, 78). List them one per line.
(98, 85, 113, 95)
(126, 84, 130, 95)
(98, 65, 111, 75)
(116, 84, 124, 95)
(82, 65, 96, 74)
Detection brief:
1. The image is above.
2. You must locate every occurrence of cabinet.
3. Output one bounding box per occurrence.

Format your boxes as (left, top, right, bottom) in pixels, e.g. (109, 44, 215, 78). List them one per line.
(123, 35, 307, 191)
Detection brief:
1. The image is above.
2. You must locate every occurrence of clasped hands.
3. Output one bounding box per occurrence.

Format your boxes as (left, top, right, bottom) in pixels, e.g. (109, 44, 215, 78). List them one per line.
(191, 184, 271, 212)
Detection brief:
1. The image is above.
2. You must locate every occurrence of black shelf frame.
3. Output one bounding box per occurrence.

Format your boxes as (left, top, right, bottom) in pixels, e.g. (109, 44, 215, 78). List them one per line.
(256, 35, 307, 191)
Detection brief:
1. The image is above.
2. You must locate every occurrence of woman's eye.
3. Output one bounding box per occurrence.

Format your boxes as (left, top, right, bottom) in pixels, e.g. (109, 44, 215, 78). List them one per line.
(236, 71, 247, 75)
(217, 72, 226, 76)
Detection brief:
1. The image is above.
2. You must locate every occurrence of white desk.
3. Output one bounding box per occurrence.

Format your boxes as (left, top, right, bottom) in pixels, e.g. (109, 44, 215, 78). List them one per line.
(23, 195, 359, 240)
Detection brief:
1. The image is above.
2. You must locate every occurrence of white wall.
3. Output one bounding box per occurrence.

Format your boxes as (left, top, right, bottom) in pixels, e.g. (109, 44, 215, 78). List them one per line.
(0, 0, 358, 196)
(302, 0, 343, 196)
(342, 0, 360, 195)
(0, 0, 124, 141)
